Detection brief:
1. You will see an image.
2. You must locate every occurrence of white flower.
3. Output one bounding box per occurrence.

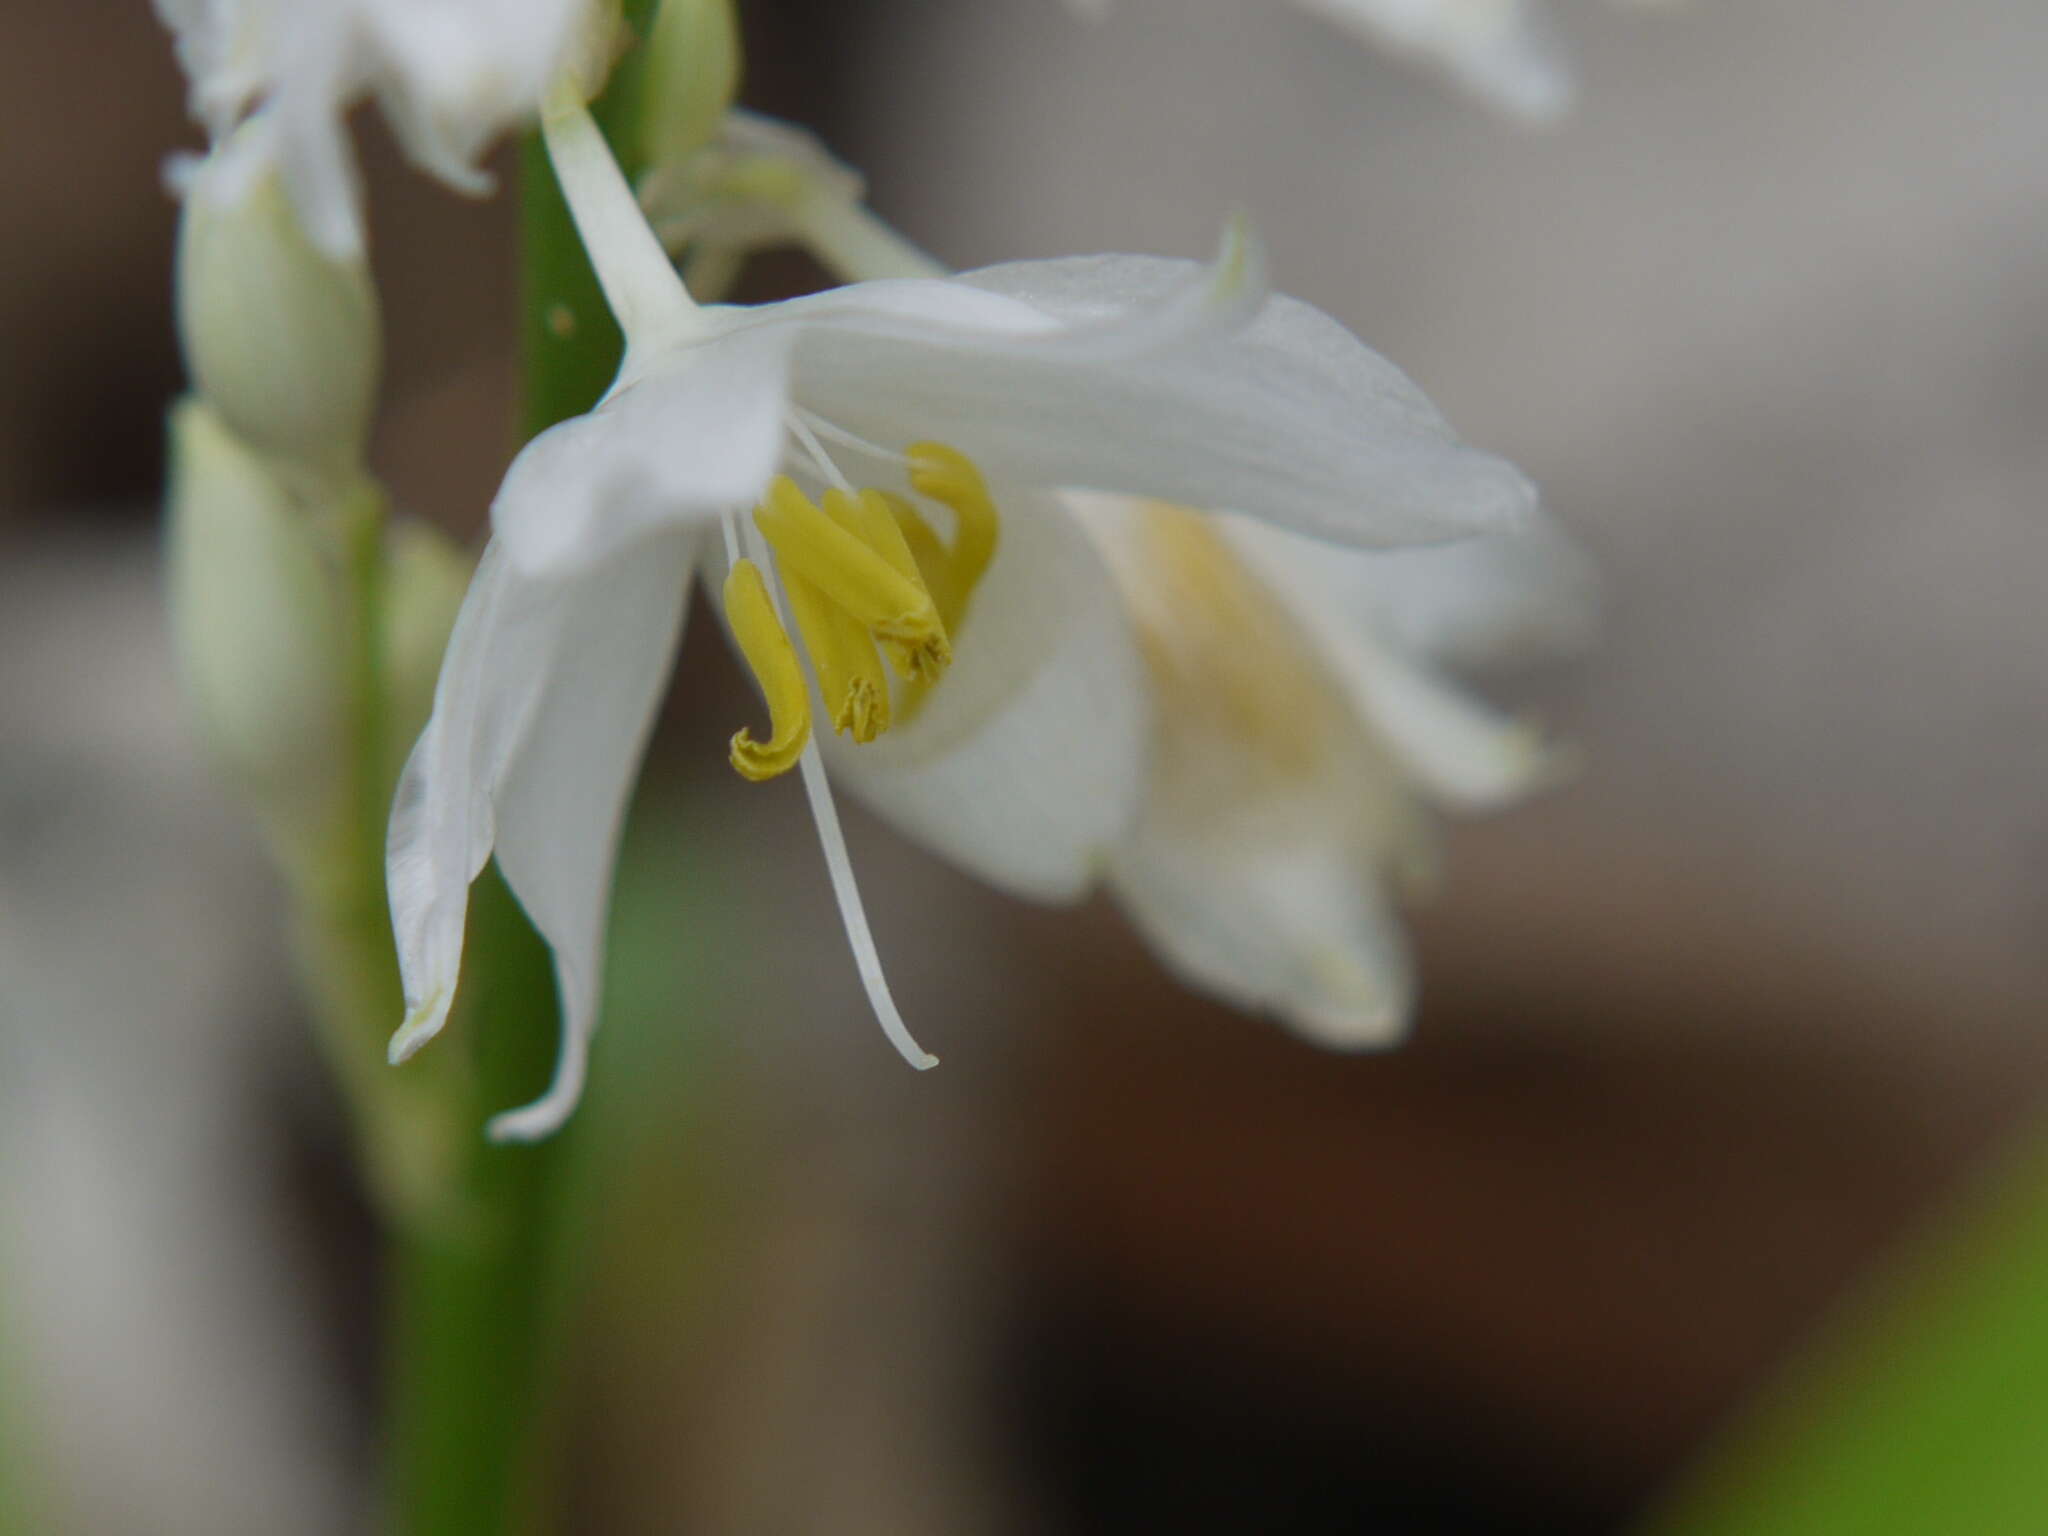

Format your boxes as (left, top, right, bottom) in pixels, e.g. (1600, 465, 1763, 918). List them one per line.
(154, 0, 603, 256)
(387, 98, 1539, 1140)
(1066, 499, 1590, 1043)
(1297, 0, 1574, 121)
(1068, 0, 1666, 122)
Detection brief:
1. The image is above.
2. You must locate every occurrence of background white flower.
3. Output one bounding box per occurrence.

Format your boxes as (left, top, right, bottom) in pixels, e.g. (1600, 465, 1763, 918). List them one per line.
(155, 0, 601, 255)
(1109, 504, 1592, 1044)
(1066, 0, 1673, 121)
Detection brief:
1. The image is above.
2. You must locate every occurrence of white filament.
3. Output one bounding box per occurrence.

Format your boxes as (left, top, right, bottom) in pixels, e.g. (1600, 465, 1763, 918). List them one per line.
(737, 514, 939, 1070)
(791, 409, 912, 472)
(784, 413, 855, 493)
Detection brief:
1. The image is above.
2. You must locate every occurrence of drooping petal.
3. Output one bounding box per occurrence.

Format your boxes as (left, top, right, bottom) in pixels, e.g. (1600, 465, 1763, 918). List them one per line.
(388, 542, 530, 1066)
(1298, 0, 1575, 123)
(386, 529, 694, 1140)
(1330, 629, 1563, 811)
(1222, 516, 1566, 811)
(490, 326, 795, 575)
(786, 255, 1536, 550)
(1111, 826, 1416, 1049)
(1244, 511, 1597, 674)
(813, 490, 1151, 904)
(156, 0, 594, 258)
(485, 534, 696, 1141)
(358, 0, 590, 195)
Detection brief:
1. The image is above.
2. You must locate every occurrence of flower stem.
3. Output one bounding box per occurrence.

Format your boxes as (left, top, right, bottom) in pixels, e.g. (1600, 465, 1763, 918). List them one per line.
(0, 1252, 49, 1534)
(380, 10, 661, 1531)
(381, 872, 577, 1536)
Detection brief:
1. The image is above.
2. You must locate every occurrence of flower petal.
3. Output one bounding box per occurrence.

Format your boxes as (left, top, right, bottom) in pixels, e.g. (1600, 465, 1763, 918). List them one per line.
(788, 255, 1536, 549)
(1111, 827, 1415, 1049)
(490, 325, 795, 575)
(386, 529, 694, 1140)
(1222, 517, 1573, 809)
(358, 0, 585, 194)
(1298, 0, 1576, 123)
(1249, 512, 1597, 674)
(813, 490, 1151, 903)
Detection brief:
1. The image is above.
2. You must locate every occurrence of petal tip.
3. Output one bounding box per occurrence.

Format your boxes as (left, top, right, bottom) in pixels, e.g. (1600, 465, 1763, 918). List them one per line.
(485, 1098, 571, 1144)
(1212, 210, 1271, 312)
(388, 992, 451, 1065)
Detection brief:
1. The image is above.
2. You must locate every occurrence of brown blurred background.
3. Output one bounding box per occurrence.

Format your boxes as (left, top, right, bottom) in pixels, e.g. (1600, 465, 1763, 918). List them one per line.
(3, 1, 2046, 1532)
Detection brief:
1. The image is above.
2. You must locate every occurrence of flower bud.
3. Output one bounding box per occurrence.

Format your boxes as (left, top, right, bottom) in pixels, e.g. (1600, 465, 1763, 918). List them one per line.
(638, 0, 741, 171)
(175, 147, 380, 491)
(166, 398, 348, 827)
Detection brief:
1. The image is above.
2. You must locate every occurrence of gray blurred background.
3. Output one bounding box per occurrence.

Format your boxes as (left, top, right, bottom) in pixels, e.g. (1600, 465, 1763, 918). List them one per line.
(2, 0, 2045, 1530)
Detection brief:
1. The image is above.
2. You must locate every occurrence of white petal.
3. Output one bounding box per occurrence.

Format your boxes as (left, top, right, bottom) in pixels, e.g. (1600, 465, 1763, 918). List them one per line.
(1299, 0, 1576, 123)
(1289, 514, 1598, 673)
(791, 255, 1536, 549)
(1338, 633, 1563, 810)
(491, 326, 795, 575)
(1111, 827, 1415, 1049)
(385, 530, 694, 1141)
(486, 533, 696, 1141)
(357, 0, 584, 191)
(157, 0, 589, 259)
(388, 541, 526, 1066)
(814, 491, 1151, 904)
(1224, 519, 1562, 811)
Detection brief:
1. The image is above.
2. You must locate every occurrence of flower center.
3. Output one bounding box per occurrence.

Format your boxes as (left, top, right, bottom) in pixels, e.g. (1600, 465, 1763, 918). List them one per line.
(722, 441, 1000, 781)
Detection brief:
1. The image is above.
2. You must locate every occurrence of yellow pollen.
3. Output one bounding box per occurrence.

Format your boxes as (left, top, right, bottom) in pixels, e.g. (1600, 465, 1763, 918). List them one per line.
(722, 558, 812, 781)
(723, 447, 1005, 779)
(782, 563, 892, 743)
(753, 478, 944, 660)
(825, 487, 951, 682)
(906, 442, 999, 632)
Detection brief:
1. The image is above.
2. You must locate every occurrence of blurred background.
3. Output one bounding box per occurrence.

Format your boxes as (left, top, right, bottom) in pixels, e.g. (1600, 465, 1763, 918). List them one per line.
(3, 0, 2046, 1530)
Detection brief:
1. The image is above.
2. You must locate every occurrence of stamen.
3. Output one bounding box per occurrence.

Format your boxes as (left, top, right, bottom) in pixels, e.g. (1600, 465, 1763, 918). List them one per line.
(907, 442, 1000, 621)
(736, 516, 940, 1071)
(791, 410, 912, 470)
(882, 496, 956, 619)
(782, 565, 892, 742)
(794, 744, 940, 1071)
(785, 413, 854, 493)
(823, 488, 950, 683)
(722, 558, 812, 780)
(753, 479, 947, 661)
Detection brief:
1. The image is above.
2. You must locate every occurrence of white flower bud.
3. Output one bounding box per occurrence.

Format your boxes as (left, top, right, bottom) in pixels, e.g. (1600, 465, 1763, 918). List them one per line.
(175, 150, 380, 492)
(638, 0, 741, 170)
(166, 398, 348, 827)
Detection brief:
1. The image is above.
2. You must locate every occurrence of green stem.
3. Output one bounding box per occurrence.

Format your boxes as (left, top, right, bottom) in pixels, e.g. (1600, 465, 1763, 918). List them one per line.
(383, 873, 575, 1536)
(0, 1254, 47, 1535)
(381, 11, 660, 1531)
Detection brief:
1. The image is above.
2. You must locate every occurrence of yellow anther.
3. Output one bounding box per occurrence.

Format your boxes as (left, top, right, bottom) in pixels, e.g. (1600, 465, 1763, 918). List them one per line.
(906, 442, 999, 629)
(722, 557, 811, 781)
(783, 565, 891, 742)
(722, 450, 1004, 773)
(825, 487, 951, 682)
(753, 478, 944, 659)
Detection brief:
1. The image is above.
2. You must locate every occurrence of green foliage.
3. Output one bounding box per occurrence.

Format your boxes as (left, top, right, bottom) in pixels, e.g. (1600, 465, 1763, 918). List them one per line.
(1646, 1130, 2048, 1536)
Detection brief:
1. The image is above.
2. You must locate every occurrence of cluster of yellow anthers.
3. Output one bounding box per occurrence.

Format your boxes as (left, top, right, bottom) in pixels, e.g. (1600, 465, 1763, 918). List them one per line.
(722, 441, 999, 780)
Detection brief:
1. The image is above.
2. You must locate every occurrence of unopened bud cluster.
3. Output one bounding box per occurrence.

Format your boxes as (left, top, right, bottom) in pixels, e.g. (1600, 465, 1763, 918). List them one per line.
(167, 136, 460, 857)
